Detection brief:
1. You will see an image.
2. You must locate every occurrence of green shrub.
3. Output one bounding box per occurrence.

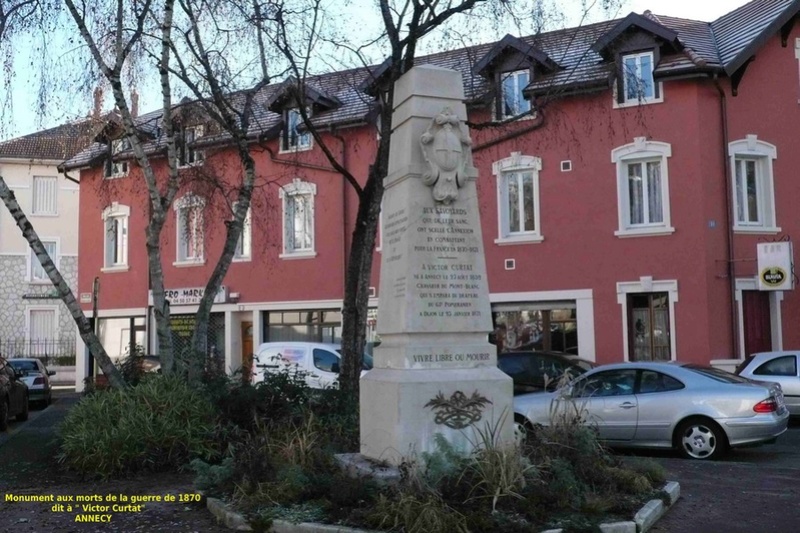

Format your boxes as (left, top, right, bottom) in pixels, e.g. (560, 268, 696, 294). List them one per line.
(191, 457, 235, 497)
(52, 355, 76, 366)
(365, 493, 469, 533)
(59, 375, 219, 477)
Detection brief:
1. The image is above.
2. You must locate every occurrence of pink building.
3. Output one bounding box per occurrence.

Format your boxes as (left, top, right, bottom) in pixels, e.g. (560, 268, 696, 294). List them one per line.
(63, 0, 800, 387)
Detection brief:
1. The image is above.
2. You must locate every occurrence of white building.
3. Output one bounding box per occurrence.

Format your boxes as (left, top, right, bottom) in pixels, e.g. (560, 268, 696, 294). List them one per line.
(0, 120, 96, 364)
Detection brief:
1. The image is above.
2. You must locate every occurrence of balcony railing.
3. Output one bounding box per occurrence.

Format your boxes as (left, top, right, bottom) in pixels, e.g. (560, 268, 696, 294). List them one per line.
(1, 338, 76, 366)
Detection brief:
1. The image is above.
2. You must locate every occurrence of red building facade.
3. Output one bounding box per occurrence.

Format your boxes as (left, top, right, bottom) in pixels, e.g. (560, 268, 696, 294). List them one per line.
(65, 0, 800, 388)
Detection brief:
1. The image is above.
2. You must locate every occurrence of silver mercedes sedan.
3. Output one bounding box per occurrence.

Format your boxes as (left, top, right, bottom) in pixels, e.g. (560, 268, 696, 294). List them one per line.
(513, 362, 789, 460)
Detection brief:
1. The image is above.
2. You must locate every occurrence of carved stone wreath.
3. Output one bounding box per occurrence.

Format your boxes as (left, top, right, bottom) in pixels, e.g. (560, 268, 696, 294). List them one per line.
(419, 107, 473, 205)
(424, 390, 492, 430)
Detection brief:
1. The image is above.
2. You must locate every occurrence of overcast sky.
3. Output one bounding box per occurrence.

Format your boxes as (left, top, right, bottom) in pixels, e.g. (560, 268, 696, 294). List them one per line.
(1, 0, 756, 141)
(626, 0, 751, 21)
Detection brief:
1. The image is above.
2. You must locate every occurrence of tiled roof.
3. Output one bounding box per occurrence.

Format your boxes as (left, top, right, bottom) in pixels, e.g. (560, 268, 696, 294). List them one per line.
(712, 0, 800, 74)
(0, 119, 103, 161)
(62, 0, 800, 170)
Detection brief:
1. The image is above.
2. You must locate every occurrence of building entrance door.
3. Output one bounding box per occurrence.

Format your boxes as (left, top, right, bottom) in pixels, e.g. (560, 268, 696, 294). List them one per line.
(742, 291, 771, 356)
(241, 321, 253, 383)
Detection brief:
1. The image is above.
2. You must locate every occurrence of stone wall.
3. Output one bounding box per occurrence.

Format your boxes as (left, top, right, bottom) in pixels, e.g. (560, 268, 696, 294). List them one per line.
(0, 255, 77, 354)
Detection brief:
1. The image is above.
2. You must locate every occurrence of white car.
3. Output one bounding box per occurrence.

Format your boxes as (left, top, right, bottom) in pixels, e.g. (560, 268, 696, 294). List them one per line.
(7, 358, 55, 406)
(252, 342, 372, 389)
(737, 351, 800, 416)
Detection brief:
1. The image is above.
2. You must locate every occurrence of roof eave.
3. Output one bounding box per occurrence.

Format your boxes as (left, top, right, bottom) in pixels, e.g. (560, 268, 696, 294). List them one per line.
(723, 1, 800, 76)
(592, 12, 681, 58)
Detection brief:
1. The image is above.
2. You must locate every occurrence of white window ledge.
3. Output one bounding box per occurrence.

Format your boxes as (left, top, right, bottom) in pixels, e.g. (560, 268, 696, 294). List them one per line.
(613, 95, 664, 109)
(614, 226, 675, 238)
(279, 250, 317, 260)
(278, 143, 313, 155)
(232, 256, 252, 263)
(178, 161, 204, 169)
(173, 259, 206, 268)
(101, 265, 130, 273)
(733, 226, 782, 235)
(494, 111, 538, 124)
(494, 234, 544, 246)
(28, 280, 51, 285)
(30, 213, 59, 218)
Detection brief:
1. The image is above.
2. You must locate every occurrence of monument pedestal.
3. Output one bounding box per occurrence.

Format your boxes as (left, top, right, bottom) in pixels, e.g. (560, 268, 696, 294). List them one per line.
(361, 366, 512, 462)
(360, 65, 513, 464)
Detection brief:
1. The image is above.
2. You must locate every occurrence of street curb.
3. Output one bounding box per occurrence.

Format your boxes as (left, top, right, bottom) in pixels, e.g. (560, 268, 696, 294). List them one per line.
(206, 481, 680, 533)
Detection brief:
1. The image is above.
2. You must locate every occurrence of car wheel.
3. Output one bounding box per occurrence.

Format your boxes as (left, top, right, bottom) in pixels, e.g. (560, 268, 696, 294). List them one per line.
(0, 398, 8, 431)
(675, 417, 727, 460)
(16, 394, 28, 422)
(513, 414, 533, 444)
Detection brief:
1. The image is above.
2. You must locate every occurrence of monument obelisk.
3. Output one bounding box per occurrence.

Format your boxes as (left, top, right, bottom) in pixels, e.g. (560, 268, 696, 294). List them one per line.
(360, 65, 513, 463)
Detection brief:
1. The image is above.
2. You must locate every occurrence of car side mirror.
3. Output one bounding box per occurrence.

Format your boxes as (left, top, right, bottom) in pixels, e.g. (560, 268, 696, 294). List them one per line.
(47, 370, 56, 376)
(14, 369, 24, 379)
(330, 362, 340, 374)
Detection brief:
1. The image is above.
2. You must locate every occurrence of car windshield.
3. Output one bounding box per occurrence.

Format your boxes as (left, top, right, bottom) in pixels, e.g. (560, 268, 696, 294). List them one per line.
(570, 358, 595, 373)
(734, 356, 754, 375)
(8, 360, 38, 372)
(336, 350, 374, 370)
(684, 364, 753, 384)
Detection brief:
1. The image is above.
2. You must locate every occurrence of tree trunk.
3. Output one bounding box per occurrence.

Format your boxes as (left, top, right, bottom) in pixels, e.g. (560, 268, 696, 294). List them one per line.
(0, 177, 127, 389)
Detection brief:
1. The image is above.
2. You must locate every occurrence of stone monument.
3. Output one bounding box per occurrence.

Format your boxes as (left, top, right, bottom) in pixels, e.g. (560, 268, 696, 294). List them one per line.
(360, 65, 514, 464)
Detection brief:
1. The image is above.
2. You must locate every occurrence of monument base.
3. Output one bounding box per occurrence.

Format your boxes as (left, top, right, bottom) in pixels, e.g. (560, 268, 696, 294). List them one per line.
(360, 367, 514, 464)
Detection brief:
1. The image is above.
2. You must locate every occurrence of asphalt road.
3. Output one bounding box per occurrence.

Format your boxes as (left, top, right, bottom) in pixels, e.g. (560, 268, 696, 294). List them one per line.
(644, 419, 800, 533)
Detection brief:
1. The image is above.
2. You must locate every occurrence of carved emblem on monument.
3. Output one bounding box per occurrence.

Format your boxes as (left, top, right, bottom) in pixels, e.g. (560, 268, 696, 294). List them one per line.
(419, 108, 473, 204)
(424, 390, 492, 429)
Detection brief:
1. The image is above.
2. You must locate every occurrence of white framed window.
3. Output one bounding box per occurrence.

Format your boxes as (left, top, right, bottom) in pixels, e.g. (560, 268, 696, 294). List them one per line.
(616, 51, 662, 107)
(499, 70, 531, 119)
(105, 138, 130, 178)
(279, 179, 316, 259)
(102, 203, 130, 271)
(611, 137, 674, 238)
(31, 176, 58, 216)
(26, 306, 58, 355)
(29, 239, 58, 283)
(234, 205, 252, 261)
(173, 194, 205, 266)
(179, 125, 204, 167)
(492, 152, 543, 245)
(728, 135, 780, 234)
(280, 108, 312, 152)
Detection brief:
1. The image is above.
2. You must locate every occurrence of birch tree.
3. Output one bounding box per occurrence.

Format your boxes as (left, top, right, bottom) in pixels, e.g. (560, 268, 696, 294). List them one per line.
(0, 0, 127, 387)
(61, 0, 276, 382)
(253, 0, 621, 395)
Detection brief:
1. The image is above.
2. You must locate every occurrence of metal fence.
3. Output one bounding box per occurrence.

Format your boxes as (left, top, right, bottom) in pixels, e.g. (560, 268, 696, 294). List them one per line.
(0, 338, 76, 365)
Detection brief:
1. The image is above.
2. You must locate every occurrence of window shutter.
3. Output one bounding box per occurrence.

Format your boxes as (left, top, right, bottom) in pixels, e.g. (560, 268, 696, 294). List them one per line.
(32, 176, 57, 214)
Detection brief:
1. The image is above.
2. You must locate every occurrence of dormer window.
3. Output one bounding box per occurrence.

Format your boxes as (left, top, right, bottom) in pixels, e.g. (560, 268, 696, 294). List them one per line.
(499, 70, 531, 119)
(281, 108, 312, 152)
(105, 138, 130, 178)
(622, 51, 656, 103)
(178, 125, 204, 167)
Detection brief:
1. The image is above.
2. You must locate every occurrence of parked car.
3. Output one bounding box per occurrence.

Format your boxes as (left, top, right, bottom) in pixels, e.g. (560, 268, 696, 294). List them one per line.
(514, 362, 789, 460)
(497, 351, 595, 395)
(736, 351, 800, 416)
(7, 358, 55, 406)
(252, 342, 373, 389)
(0, 356, 29, 430)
